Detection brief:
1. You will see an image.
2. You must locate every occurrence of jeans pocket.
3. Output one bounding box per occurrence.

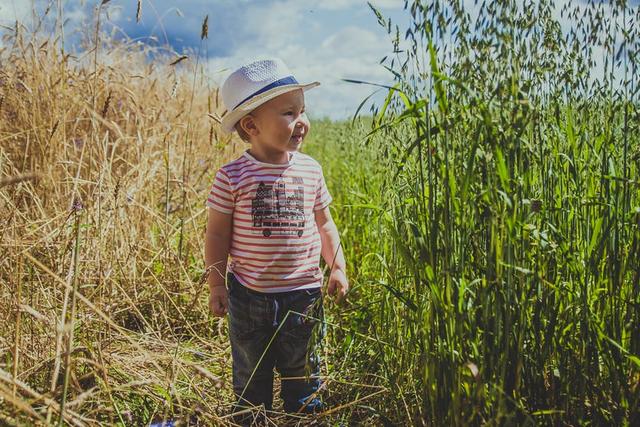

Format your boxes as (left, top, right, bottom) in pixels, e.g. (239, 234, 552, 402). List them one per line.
(228, 282, 273, 341)
(284, 290, 323, 341)
(303, 287, 322, 297)
(226, 272, 240, 296)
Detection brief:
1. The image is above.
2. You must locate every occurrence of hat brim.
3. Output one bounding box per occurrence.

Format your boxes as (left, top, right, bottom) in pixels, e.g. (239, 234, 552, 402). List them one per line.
(220, 82, 320, 134)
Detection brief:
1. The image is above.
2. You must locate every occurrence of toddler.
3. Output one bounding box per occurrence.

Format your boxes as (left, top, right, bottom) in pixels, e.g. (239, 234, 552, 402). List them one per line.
(204, 58, 348, 423)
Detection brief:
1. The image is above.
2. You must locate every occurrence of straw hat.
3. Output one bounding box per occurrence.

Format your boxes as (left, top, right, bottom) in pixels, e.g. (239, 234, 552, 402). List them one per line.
(219, 58, 320, 134)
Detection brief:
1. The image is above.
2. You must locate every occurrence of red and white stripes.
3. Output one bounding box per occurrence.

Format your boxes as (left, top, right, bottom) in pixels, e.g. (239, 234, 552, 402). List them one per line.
(206, 150, 332, 292)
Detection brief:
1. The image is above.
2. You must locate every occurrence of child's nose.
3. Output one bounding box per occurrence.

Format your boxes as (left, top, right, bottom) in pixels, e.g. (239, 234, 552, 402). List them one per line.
(296, 116, 309, 129)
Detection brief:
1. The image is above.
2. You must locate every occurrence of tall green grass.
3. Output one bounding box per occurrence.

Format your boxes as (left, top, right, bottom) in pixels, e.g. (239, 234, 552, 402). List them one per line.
(305, 0, 639, 424)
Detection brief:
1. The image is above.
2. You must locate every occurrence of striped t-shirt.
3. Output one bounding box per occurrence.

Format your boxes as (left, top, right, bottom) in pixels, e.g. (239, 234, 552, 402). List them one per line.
(206, 149, 332, 293)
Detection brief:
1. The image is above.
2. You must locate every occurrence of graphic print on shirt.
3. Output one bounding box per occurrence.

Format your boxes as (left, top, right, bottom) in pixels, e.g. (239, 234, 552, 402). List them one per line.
(251, 177, 305, 237)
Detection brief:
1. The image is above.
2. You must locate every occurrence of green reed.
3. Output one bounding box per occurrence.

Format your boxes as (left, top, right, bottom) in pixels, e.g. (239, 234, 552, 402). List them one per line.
(306, 0, 639, 424)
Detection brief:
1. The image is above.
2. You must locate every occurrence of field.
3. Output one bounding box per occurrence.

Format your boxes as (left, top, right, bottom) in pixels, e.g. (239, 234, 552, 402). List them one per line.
(1, 0, 639, 426)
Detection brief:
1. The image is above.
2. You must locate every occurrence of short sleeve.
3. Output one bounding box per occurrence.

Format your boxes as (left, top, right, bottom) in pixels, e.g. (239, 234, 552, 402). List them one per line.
(313, 166, 332, 211)
(206, 169, 234, 214)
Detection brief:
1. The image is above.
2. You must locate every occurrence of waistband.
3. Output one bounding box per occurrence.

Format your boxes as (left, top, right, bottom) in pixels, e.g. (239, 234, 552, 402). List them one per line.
(226, 272, 320, 297)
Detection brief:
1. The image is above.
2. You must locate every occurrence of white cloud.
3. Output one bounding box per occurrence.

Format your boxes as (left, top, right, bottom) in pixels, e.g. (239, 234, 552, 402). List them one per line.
(317, 0, 403, 10)
(0, 0, 31, 25)
(321, 26, 381, 55)
(62, 2, 91, 32)
(243, 0, 302, 51)
(205, 0, 401, 120)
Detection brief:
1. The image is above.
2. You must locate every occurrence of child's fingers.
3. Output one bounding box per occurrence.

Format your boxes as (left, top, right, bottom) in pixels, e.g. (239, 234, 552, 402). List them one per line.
(210, 296, 228, 317)
(336, 282, 349, 303)
(219, 296, 229, 315)
(327, 280, 348, 303)
(327, 280, 337, 296)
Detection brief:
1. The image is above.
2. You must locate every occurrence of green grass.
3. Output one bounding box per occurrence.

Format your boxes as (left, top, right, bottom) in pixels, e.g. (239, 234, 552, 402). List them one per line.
(303, 1, 639, 423)
(305, 105, 639, 424)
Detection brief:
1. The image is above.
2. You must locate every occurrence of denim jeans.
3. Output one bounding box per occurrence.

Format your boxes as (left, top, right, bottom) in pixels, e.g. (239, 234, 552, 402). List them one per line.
(226, 272, 325, 420)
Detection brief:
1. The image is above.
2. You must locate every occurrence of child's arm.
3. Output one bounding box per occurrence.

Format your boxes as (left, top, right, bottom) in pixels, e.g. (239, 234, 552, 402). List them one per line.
(205, 208, 232, 316)
(315, 206, 349, 301)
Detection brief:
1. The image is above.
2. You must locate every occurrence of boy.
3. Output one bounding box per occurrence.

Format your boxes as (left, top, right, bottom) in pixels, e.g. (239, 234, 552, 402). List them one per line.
(204, 58, 348, 423)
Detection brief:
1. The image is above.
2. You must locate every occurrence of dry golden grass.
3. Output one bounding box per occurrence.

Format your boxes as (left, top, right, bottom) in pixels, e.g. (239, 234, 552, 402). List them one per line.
(0, 18, 253, 425)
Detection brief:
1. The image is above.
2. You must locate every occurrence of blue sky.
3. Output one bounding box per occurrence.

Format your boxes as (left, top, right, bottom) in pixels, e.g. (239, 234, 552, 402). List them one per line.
(0, 0, 409, 120)
(0, 1, 634, 119)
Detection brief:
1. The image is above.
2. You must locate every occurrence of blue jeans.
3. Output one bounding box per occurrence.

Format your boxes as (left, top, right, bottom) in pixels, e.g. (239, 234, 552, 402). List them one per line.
(226, 272, 325, 419)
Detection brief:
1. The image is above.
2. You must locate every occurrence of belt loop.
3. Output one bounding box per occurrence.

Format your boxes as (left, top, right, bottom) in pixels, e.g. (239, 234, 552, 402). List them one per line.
(272, 299, 279, 327)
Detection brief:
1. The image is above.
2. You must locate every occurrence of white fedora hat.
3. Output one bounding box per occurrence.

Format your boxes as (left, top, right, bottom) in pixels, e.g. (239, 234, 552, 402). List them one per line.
(219, 58, 320, 134)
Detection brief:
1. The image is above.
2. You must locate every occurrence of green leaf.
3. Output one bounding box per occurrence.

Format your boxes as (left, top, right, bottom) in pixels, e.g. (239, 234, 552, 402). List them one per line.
(495, 148, 509, 190)
(587, 217, 603, 257)
(428, 40, 448, 115)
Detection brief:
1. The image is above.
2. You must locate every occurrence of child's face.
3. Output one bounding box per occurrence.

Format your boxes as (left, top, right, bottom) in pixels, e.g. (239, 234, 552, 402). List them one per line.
(243, 89, 310, 153)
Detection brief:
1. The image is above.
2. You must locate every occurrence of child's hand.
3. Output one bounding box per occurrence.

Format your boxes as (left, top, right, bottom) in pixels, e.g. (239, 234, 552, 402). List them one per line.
(327, 269, 349, 303)
(209, 286, 228, 317)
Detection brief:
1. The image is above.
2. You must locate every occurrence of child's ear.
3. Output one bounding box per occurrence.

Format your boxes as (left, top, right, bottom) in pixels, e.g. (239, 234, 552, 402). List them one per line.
(238, 115, 259, 137)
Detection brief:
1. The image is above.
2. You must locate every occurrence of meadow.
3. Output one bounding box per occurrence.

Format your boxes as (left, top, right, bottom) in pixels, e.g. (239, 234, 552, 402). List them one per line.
(1, 0, 639, 425)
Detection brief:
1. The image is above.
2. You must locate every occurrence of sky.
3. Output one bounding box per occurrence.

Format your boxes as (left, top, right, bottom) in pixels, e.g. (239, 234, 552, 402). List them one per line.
(0, 1, 635, 120)
(0, 0, 410, 120)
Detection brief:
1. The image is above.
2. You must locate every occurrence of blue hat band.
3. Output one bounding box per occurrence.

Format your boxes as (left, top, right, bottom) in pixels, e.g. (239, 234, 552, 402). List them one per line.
(233, 75, 299, 110)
